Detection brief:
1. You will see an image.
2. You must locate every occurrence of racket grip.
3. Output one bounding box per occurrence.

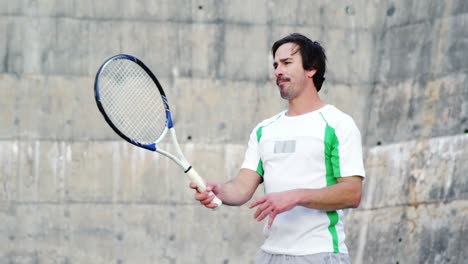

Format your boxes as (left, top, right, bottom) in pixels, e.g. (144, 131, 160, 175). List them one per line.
(186, 168, 223, 208)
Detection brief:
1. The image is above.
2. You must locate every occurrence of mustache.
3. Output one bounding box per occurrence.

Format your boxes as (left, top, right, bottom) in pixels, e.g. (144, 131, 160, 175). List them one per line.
(276, 77, 291, 85)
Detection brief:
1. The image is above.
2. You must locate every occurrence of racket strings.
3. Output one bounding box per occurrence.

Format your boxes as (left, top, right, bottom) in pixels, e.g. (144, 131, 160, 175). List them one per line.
(98, 59, 168, 144)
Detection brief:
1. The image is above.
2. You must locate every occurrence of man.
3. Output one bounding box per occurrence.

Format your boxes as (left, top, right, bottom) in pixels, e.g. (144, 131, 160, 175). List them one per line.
(190, 33, 365, 264)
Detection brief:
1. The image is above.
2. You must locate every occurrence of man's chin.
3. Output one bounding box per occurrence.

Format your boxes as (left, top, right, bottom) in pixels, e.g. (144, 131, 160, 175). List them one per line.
(279, 90, 290, 100)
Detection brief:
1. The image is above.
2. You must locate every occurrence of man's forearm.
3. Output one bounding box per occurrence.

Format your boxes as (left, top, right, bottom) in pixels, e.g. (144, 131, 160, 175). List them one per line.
(216, 169, 262, 206)
(296, 179, 362, 210)
(216, 181, 250, 206)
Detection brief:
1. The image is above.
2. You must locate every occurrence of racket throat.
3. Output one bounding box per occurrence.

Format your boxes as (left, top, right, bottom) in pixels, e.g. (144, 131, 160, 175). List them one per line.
(156, 148, 191, 171)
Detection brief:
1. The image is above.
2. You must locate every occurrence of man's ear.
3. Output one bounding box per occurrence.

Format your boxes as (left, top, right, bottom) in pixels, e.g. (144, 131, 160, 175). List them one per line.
(307, 69, 317, 78)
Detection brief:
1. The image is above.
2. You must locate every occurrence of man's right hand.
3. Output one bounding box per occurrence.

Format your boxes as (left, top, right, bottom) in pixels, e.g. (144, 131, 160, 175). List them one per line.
(189, 182, 221, 209)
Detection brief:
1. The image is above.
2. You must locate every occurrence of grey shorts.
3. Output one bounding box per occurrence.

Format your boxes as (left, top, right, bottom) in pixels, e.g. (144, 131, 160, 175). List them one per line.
(256, 251, 351, 264)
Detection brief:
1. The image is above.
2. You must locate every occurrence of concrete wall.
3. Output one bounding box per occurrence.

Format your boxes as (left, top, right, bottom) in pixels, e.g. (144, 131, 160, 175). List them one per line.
(0, 0, 467, 263)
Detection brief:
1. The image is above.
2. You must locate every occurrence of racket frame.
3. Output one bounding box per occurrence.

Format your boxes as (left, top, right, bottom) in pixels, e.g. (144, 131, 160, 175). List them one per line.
(94, 54, 171, 149)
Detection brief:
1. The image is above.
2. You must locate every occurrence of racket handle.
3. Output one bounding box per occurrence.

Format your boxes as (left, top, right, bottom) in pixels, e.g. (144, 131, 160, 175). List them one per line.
(186, 168, 223, 208)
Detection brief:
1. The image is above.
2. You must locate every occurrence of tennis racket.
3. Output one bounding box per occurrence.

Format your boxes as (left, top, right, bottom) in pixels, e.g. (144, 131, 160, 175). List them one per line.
(94, 54, 222, 208)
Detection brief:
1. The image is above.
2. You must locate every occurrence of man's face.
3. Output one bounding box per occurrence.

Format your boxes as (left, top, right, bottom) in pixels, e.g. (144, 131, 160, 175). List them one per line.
(273, 43, 313, 100)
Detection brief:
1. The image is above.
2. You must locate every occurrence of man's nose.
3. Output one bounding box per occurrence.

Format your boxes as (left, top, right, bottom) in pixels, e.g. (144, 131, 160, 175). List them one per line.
(274, 67, 283, 78)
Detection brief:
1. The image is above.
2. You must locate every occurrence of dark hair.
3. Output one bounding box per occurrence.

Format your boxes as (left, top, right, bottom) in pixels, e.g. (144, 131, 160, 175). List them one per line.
(271, 33, 327, 91)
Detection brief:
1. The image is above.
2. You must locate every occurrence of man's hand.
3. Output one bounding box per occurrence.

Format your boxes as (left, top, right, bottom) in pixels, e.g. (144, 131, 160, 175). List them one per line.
(189, 182, 220, 209)
(249, 190, 299, 228)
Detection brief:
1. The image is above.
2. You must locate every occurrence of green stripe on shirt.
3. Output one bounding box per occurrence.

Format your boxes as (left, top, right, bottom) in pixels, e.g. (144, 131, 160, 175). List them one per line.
(256, 126, 264, 177)
(321, 112, 341, 253)
(255, 114, 282, 178)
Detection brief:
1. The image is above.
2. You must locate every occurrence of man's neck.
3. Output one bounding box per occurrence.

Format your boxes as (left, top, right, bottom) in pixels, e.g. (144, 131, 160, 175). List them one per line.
(286, 91, 326, 116)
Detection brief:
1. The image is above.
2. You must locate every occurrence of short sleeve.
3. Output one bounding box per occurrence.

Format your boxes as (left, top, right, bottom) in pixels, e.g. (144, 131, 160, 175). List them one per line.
(334, 116, 366, 178)
(240, 126, 263, 178)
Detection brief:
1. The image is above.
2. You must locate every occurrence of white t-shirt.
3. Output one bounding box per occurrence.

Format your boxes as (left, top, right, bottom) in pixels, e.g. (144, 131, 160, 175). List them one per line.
(241, 104, 366, 255)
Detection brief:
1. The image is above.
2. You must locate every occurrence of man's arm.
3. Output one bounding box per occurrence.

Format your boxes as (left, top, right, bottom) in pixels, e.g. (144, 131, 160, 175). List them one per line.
(190, 168, 262, 208)
(250, 176, 363, 227)
(296, 175, 363, 209)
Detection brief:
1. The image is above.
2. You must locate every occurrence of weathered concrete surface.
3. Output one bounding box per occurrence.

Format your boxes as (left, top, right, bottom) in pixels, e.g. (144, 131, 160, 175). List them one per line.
(0, 203, 263, 264)
(1, 0, 468, 263)
(346, 200, 468, 264)
(366, 73, 468, 146)
(365, 0, 468, 145)
(0, 140, 263, 263)
(346, 134, 468, 264)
